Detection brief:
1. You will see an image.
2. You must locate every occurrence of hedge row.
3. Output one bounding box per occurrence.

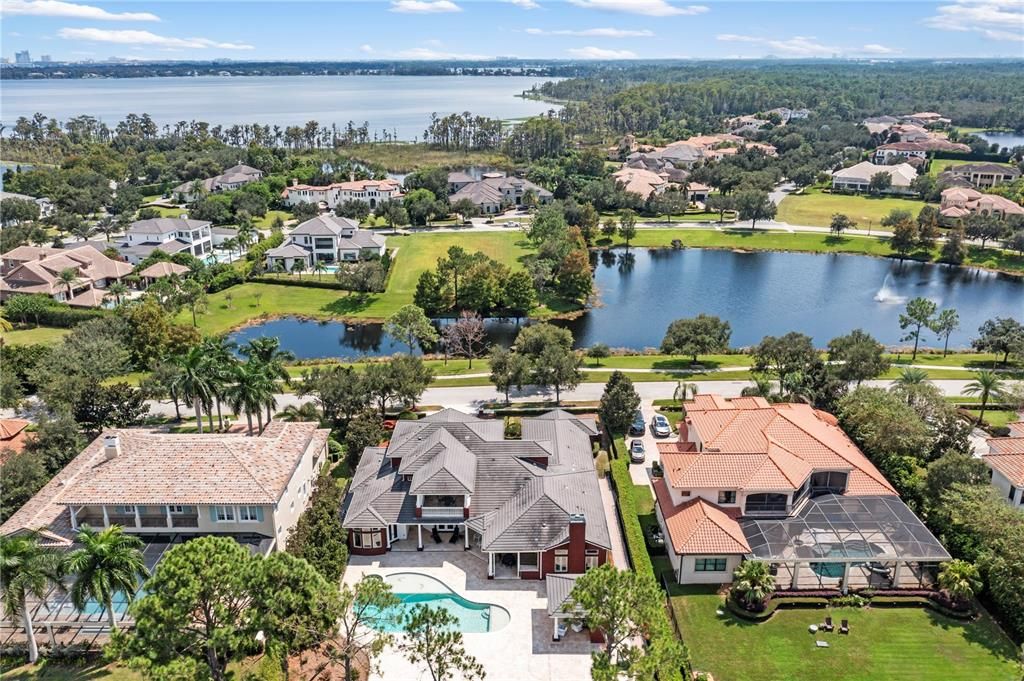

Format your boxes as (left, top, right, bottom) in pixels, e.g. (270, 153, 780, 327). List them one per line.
(10, 306, 110, 328)
(609, 457, 653, 576)
(249, 275, 350, 290)
(727, 596, 830, 621)
(245, 232, 285, 262)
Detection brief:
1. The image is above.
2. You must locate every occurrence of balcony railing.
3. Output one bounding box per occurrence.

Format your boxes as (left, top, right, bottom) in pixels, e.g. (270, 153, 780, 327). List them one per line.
(420, 507, 465, 519)
(171, 515, 199, 528)
(743, 504, 789, 517)
(139, 515, 169, 528)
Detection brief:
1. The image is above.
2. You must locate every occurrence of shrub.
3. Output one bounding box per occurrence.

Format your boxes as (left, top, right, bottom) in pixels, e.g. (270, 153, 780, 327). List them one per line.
(208, 268, 243, 293)
(245, 231, 285, 262)
(609, 457, 653, 576)
(829, 594, 868, 608)
(248, 276, 352, 291)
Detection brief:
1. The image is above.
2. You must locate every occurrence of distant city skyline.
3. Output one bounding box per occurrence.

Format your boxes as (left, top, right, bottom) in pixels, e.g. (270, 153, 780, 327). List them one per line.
(1, 0, 1022, 62)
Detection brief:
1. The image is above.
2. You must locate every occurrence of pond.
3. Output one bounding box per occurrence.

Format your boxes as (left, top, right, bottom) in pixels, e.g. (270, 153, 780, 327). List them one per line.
(228, 248, 1023, 359)
(975, 131, 1024, 150)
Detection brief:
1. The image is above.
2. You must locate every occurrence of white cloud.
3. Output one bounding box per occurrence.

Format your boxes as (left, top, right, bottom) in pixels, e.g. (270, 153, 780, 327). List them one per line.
(924, 0, 1024, 41)
(568, 0, 707, 17)
(389, 0, 462, 13)
(505, 0, 540, 8)
(567, 46, 638, 58)
(8, 31, 23, 37)
(395, 47, 493, 59)
(57, 28, 254, 50)
(359, 44, 374, 53)
(860, 43, 900, 55)
(2, 0, 159, 21)
(526, 27, 653, 36)
(716, 33, 838, 56)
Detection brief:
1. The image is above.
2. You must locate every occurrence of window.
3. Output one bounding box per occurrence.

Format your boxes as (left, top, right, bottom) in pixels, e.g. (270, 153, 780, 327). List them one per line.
(1011, 485, 1018, 502)
(167, 505, 185, 514)
(358, 531, 382, 549)
(717, 491, 736, 505)
(214, 505, 235, 522)
(695, 558, 728, 572)
(116, 505, 135, 514)
(238, 506, 260, 522)
(554, 549, 569, 573)
(585, 549, 600, 571)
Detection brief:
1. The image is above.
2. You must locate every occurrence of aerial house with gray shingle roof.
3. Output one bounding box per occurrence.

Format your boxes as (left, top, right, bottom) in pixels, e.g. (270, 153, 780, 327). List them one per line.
(342, 408, 613, 580)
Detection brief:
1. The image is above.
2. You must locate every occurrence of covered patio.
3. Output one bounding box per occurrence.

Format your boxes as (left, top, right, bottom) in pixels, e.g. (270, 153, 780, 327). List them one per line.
(740, 494, 951, 592)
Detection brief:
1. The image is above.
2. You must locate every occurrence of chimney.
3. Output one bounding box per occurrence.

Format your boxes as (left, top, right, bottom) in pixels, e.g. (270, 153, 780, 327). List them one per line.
(291, 178, 298, 187)
(349, 171, 355, 182)
(569, 513, 585, 551)
(103, 435, 121, 461)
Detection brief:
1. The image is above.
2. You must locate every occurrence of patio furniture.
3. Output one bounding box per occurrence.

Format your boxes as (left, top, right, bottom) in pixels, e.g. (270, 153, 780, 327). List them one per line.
(554, 623, 567, 641)
(839, 619, 849, 635)
(808, 624, 818, 634)
(431, 527, 442, 543)
(815, 640, 830, 648)
(822, 616, 834, 632)
(449, 526, 461, 544)
(501, 553, 517, 567)
(571, 620, 584, 633)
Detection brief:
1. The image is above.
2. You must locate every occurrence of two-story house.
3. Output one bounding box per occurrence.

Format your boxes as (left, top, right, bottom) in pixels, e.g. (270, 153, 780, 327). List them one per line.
(171, 164, 264, 203)
(281, 178, 403, 211)
(653, 395, 949, 591)
(0, 422, 330, 555)
(983, 421, 1024, 507)
(0, 244, 132, 307)
(342, 409, 612, 581)
(120, 217, 213, 265)
(265, 214, 386, 271)
(447, 172, 553, 215)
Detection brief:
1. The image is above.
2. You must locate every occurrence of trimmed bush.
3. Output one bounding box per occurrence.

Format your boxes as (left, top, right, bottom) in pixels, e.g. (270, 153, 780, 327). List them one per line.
(249, 276, 351, 290)
(609, 457, 653, 575)
(245, 231, 285, 262)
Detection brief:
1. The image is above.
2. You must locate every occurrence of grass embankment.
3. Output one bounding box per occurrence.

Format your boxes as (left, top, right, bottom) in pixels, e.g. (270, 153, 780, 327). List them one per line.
(177, 231, 557, 332)
(777, 189, 938, 228)
(669, 584, 1020, 681)
(601, 228, 1024, 274)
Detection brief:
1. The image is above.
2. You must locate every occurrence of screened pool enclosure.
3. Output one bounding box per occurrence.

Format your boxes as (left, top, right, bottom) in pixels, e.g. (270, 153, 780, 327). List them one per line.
(739, 495, 951, 591)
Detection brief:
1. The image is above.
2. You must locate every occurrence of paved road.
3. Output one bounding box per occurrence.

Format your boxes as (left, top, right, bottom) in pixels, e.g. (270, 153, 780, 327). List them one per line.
(138, 378, 980, 419)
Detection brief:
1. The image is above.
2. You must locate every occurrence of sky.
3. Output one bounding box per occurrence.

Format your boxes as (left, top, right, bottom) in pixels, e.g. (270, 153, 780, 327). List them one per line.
(1, 0, 1022, 62)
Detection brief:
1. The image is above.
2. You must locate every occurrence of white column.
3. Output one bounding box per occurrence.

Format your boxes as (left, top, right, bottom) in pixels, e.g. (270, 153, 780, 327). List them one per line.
(553, 617, 560, 641)
(386, 526, 392, 550)
(134, 506, 141, 529)
(892, 562, 902, 588)
(488, 551, 495, 578)
(69, 506, 78, 530)
(102, 505, 110, 528)
(166, 505, 173, 528)
(841, 562, 851, 594)
(417, 524, 423, 551)
(464, 526, 469, 550)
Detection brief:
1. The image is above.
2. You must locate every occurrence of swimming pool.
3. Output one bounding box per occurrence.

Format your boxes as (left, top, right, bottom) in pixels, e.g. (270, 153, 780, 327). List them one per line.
(809, 543, 877, 578)
(366, 572, 510, 633)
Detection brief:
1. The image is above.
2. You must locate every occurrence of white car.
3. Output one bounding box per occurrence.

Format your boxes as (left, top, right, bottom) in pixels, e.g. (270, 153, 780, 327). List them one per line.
(651, 414, 672, 438)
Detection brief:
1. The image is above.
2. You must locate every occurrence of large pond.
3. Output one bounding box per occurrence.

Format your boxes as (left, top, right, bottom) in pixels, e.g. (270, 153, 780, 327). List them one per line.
(228, 248, 1023, 360)
(0, 75, 558, 140)
(976, 131, 1024, 150)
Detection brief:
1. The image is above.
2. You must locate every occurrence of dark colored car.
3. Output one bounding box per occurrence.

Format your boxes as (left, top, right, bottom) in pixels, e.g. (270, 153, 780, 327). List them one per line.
(629, 439, 646, 463)
(628, 410, 646, 436)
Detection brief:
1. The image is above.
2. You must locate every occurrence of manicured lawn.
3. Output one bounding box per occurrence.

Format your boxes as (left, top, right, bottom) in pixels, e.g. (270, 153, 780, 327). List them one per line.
(930, 158, 1014, 177)
(254, 209, 292, 229)
(965, 409, 1020, 430)
(670, 585, 1020, 681)
(337, 143, 508, 173)
(777, 189, 936, 229)
(0, 325, 71, 345)
(2, 656, 279, 681)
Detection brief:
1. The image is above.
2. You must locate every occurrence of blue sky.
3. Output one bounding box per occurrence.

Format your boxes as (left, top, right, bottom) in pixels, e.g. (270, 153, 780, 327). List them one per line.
(2, 0, 1022, 61)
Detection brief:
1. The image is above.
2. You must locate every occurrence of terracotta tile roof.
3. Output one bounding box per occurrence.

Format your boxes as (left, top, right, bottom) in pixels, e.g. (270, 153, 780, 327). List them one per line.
(653, 478, 749, 554)
(137, 261, 190, 279)
(676, 396, 895, 495)
(984, 452, 1024, 486)
(0, 423, 329, 544)
(1008, 422, 1024, 437)
(0, 419, 31, 463)
(988, 437, 1024, 456)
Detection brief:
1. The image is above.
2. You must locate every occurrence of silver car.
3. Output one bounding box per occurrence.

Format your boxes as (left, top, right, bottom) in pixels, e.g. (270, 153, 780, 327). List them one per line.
(650, 414, 672, 438)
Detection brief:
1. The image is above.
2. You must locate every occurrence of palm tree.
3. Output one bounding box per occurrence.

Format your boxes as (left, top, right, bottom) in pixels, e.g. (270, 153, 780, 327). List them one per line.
(0, 308, 13, 333)
(170, 346, 215, 433)
(221, 237, 238, 263)
(57, 267, 78, 302)
(961, 370, 1007, 425)
(105, 281, 129, 306)
(313, 260, 328, 282)
(240, 338, 294, 423)
(278, 402, 321, 422)
(227, 362, 277, 435)
(895, 367, 930, 386)
(937, 559, 981, 608)
(66, 526, 148, 632)
(731, 559, 775, 610)
(1, 534, 66, 663)
(273, 260, 287, 278)
(236, 222, 255, 252)
(201, 336, 237, 431)
(291, 258, 305, 279)
(673, 381, 698, 406)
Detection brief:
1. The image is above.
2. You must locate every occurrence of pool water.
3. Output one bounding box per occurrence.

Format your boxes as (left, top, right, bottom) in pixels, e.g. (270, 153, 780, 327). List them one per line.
(366, 572, 510, 633)
(810, 546, 875, 578)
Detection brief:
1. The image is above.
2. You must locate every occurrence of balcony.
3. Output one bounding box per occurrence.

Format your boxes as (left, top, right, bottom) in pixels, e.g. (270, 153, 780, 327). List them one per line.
(420, 507, 465, 519)
(171, 515, 199, 528)
(139, 515, 169, 528)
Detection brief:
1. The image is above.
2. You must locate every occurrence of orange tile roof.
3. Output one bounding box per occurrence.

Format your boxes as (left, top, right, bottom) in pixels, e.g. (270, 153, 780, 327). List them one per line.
(653, 478, 749, 554)
(983, 452, 1024, 486)
(1008, 422, 1024, 437)
(677, 396, 895, 496)
(0, 419, 31, 463)
(988, 437, 1024, 456)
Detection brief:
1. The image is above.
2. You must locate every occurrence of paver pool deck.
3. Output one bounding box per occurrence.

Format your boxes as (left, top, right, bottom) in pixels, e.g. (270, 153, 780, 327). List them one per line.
(343, 549, 599, 681)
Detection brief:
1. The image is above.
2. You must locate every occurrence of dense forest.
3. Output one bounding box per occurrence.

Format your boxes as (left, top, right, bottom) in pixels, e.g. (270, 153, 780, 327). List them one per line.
(534, 61, 1024, 137)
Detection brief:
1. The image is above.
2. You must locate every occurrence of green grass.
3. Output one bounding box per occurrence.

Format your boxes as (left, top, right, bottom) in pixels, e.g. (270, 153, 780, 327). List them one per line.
(337, 143, 508, 173)
(0, 326, 71, 345)
(964, 409, 1020, 430)
(254, 210, 291, 229)
(929, 158, 1014, 177)
(1, 655, 281, 681)
(777, 188, 936, 229)
(669, 585, 1020, 681)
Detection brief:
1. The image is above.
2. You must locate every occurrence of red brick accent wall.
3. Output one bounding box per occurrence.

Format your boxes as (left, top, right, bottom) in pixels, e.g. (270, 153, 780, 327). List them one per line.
(347, 528, 387, 556)
(540, 542, 608, 577)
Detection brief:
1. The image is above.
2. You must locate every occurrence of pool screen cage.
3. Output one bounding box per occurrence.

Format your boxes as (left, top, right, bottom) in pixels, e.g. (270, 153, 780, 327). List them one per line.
(739, 494, 951, 591)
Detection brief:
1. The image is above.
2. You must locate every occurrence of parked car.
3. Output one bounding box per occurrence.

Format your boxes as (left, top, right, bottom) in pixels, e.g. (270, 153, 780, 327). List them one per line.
(645, 523, 665, 549)
(506, 220, 521, 228)
(629, 410, 646, 436)
(651, 414, 672, 438)
(629, 439, 646, 463)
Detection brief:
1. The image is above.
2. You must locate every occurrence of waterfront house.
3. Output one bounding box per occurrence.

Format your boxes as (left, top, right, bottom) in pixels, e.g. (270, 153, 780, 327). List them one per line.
(941, 163, 1021, 189)
(281, 178, 403, 211)
(654, 395, 949, 589)
(447, 172, 552, 214)
(939, 187, 1024, 221)
(341, 408, 613, 580)
(612, 167, 669, 199)
(983, 422, 1024, 507)
(0, 422, 330, 555)
(831, 161, 918, 195)
(0, 244, 131, 307)
(266, 214, 386, 270)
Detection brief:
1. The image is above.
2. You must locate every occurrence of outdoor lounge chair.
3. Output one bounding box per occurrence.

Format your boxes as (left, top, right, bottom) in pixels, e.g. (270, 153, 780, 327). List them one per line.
(839, 619, 849, 635)
(822, 616, 834, 632)
(431, 527, 442, 543)
(449, 526, 461, 544)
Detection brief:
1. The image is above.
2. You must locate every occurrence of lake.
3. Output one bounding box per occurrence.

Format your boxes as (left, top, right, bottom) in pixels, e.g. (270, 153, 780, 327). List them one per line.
(0, 75, 559, 140)
(228, 248, 1024, 360)
(976, 131, 1024, 150)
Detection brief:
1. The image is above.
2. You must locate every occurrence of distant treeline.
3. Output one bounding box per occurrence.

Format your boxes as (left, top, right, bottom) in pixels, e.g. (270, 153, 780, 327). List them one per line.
(0, 60, 588, 80)
(534, 61, 1024, 135)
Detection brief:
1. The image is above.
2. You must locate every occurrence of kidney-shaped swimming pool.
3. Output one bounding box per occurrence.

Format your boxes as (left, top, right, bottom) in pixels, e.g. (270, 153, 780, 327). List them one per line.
(365, 572, 511, 633)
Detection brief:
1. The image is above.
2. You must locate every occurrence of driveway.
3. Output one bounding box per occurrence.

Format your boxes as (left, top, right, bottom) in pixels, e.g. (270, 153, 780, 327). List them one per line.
(343, 551, 598, 681)
(627, 401, 670, 489)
